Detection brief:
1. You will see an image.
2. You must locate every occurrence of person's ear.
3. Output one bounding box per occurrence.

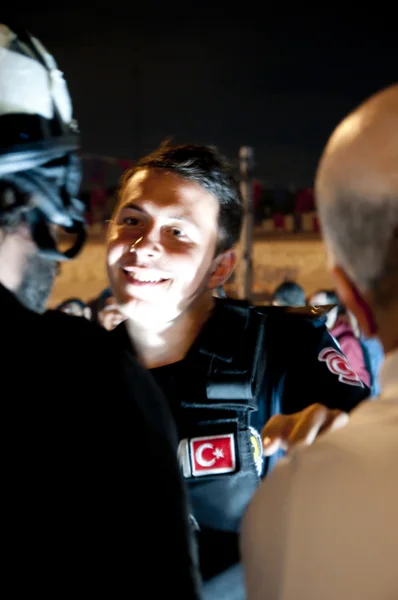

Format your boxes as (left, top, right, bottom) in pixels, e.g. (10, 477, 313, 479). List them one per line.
(208, 250, 237, 289)
(331, 265, 377, 337)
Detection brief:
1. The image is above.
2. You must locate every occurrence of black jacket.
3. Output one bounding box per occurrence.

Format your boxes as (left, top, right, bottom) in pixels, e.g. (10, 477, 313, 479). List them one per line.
(2, 284, 200, 598)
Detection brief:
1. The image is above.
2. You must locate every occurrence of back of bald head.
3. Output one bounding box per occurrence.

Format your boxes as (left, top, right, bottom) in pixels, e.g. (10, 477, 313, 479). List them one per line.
(315, 84, 398, 308)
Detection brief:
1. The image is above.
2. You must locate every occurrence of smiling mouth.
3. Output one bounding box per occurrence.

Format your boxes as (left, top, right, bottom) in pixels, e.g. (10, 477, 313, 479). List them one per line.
(122, 270, 170, 286)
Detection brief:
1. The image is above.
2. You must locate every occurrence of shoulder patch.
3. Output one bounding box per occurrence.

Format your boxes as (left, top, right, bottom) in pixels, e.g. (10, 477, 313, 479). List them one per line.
(318, 347, 364, 388)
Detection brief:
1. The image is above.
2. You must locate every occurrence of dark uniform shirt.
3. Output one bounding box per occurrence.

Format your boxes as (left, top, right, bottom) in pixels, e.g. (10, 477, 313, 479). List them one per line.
(112, 298, 370, 598)
(2, 283, 200, 598)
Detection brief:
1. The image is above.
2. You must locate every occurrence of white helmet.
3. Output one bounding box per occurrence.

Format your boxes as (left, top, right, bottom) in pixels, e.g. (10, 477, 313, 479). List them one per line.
(0, 24, 86, 260)
(0, 23, 79, 173)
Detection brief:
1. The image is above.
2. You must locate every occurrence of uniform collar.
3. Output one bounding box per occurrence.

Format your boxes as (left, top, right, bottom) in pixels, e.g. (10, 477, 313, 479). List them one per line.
(110, 300, 249, 364)
(188, 298, 250, 363)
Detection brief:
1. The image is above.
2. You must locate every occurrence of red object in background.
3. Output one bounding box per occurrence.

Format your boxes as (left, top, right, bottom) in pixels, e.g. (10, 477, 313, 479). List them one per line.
(89, 158, 106, 185)
(90, 189, 107, 223)
(253, 180, 262, 210)
(90, 188, 106, 208)
(295, 187, 315, 213)
(118, 159, 134, 172)
(313, 214, 320, 232)
(273, 212, 285, 230)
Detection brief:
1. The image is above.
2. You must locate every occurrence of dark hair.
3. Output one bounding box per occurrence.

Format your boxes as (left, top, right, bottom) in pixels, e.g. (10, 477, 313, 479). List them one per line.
(117, 141, 243, 253)
(272, 281, 306, 307)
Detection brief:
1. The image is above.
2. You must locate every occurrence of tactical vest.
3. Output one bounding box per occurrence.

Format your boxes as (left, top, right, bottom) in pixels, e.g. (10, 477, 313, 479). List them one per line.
(177, 299, 268, 535)
(174, 299, 332, 584)
(110, 299, 339, 589)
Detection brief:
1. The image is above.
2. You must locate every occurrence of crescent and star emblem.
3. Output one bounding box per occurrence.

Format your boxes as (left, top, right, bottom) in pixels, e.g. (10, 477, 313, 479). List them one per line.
(195, 442, 225, 467)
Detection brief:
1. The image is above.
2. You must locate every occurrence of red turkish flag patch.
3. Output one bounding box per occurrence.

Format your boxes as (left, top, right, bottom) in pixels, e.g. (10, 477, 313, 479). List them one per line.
(190, 434, 236, 477)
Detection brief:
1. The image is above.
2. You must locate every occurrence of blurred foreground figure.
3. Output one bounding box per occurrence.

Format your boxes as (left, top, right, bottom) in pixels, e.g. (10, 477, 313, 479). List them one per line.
(241, 84, 398, 600)
(0, 23, 200, 598)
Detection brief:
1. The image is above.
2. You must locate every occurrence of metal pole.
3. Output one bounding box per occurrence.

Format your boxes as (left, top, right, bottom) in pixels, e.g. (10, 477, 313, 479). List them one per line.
(239, 146, 254, 301)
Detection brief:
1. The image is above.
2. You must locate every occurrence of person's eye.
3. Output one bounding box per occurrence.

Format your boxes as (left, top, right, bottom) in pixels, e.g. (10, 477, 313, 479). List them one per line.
(168, 226, 191, 240)
(171, 227, 184, 237)
(123, 216, 140, 226)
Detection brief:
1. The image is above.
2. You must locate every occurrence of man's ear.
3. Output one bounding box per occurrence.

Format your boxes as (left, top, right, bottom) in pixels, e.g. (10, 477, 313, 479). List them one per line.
(208, 250, 237, 289)
(331, 265, 377, 337)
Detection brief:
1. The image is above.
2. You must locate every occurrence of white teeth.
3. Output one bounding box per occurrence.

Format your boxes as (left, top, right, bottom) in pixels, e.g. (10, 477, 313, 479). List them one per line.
(133, 276, 163, 283)
(125, 270, 167, 283)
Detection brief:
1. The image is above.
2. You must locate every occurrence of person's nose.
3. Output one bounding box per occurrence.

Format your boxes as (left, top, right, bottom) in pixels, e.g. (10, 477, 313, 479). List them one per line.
(129, 231, 163, 260)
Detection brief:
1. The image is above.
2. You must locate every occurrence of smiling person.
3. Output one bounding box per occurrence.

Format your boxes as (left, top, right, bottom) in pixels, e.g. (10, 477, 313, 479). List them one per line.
(106, 141, 370, 599)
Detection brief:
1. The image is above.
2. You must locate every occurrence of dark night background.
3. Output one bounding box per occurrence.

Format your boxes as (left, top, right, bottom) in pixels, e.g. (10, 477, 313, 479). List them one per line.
(3, 5, 397, 186)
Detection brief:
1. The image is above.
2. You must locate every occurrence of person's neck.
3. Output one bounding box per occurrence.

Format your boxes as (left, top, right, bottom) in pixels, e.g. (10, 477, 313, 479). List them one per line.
(372, 303, 398, 355)
(126, 293, 216, 369)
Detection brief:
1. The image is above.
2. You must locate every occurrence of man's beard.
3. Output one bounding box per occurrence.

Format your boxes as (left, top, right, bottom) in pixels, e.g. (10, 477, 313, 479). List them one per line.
(15, 253, 57, 314)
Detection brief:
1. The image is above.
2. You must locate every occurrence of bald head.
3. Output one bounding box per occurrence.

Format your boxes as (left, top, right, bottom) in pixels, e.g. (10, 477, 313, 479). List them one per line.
(316, 84, 398, 308)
